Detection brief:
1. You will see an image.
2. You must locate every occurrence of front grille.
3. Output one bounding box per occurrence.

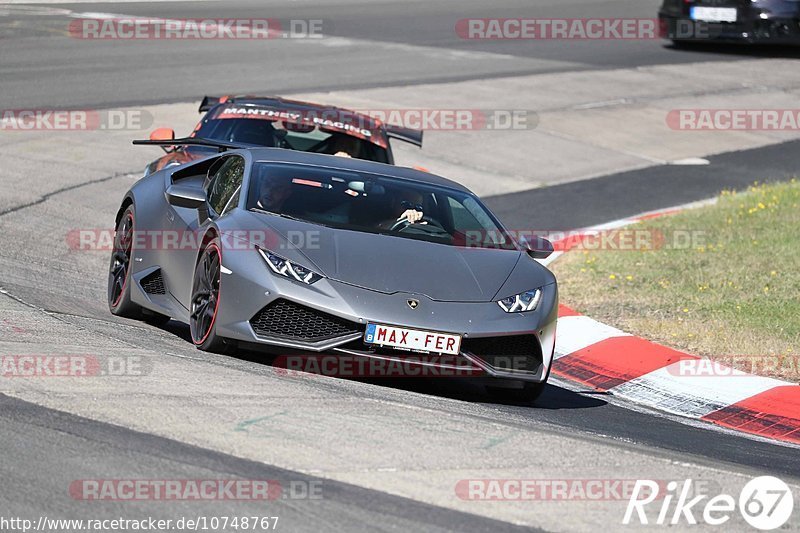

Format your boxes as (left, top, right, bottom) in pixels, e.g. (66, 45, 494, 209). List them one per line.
(462, 335, 542, 373)
(141, 270, 165, 295)
(250, 299, 361, 342)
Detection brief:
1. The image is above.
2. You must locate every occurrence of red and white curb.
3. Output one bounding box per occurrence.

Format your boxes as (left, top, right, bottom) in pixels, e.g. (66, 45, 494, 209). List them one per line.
(544, 203, 800, 445)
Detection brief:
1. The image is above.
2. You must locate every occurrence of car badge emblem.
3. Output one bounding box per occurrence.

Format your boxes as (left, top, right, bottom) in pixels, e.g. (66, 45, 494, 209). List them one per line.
(407, 299, 419, 309)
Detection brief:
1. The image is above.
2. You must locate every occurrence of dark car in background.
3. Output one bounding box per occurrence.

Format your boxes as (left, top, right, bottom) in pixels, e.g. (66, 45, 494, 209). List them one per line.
(660, 0, 800, 44)
(143, 95, 423, 176)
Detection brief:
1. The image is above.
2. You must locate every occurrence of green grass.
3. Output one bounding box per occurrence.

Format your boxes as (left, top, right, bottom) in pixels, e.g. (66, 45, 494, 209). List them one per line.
(551, 179, 800, 381)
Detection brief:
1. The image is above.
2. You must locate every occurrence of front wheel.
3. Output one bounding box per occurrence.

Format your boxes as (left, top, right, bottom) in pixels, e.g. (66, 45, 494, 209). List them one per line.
(486, 364, 550, 404)
(108, 205, 172, 327)
(486, 380, 547, 404)
(189, 239, 232, 353)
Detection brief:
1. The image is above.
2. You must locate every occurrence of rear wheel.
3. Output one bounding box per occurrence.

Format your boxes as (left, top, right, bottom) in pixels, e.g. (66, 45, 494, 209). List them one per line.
(108, 206, 140, 317)
(190, 239, 232, 353)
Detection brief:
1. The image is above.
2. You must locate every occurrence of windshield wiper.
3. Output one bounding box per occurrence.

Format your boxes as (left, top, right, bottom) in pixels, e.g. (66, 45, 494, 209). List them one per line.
(250, 207, 303, 222)
(250, 207, 335, 229)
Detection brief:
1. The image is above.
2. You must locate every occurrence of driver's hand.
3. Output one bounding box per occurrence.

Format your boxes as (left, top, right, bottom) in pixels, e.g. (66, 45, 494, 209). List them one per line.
(399, 209, 424, 224)
(334, 151, 352, 158)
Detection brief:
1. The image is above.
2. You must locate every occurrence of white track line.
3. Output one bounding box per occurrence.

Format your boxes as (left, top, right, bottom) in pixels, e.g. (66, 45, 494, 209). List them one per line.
(612, 362, 790, 419)
(554, 315, 630, 359)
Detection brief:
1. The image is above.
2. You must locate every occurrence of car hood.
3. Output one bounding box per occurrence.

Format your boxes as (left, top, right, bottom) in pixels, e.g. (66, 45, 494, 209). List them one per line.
(241, 212, 546, 302)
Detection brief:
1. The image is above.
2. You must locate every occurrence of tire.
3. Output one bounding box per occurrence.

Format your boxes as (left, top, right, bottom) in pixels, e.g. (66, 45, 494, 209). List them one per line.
(108, 205, 172, 327)
(486, 364, 551, 404)
(486, 380, 547, 404)
(670, 39, 697, 49)
(108, 205, 142, 318)
(189, 239, 232, 353)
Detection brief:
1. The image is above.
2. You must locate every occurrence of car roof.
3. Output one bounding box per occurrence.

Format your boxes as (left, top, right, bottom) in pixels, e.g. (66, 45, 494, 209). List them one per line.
(238, 147, 471, 193)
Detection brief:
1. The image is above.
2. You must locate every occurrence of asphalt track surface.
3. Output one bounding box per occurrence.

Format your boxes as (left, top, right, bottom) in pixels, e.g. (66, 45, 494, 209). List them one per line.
(0, 395, 538, 533)
(2, 1, 800, 531)
(487, 138, 800, 231)
(2, 0, 800, 109)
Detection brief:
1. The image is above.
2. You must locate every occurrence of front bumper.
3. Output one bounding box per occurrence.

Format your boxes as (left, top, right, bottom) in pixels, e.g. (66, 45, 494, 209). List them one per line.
(659, 11, 800, 43)
(214, 247, 558, 383)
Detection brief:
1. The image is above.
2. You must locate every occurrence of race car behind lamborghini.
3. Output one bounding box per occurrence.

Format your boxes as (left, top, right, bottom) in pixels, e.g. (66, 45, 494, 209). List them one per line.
(109, 140, 557, 402)
(144, 95, 423, 176)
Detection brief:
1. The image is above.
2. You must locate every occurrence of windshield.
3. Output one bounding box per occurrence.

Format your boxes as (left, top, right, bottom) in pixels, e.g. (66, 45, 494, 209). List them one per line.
(194, 107, 390, 164)
(246, 163, 516, 250)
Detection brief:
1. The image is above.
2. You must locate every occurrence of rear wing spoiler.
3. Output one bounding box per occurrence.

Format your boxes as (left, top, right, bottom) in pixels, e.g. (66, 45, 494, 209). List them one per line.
(197, 95, 424, 148)
(133, 137, 253, 152)
(385, 124, 423, 148)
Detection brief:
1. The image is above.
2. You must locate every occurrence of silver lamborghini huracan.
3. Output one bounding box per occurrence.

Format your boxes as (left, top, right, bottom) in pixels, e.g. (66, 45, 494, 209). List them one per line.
(109, 142, 558, 402)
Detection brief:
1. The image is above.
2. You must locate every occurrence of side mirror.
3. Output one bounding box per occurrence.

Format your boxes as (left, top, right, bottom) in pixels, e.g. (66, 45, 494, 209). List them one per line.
(150, 128, 176, 153)
(525, 236, 554, 260)
(166, 185, 209, 224)
(150, 128, 175, 141)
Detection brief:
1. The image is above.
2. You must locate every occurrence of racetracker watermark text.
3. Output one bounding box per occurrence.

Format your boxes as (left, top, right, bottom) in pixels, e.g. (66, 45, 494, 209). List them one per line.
(457, 18, 659, 40)
(273, 354, 490, 378)
(667, 356, 800, 379)
(67, 228, 708, 252)
(457, 18, 715, 40)
(69, 18, 324, 39)
(1, 355, 150, 378)
(0, 109, 152, 131)
(668, 109, 800, 131)
(358, 109, 536, 131)
(69, 479, 322, 501)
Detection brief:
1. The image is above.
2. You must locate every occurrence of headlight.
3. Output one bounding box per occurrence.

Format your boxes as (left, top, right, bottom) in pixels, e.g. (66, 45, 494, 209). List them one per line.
(257, 248, 322, 285)
(497, 288, 542, 313)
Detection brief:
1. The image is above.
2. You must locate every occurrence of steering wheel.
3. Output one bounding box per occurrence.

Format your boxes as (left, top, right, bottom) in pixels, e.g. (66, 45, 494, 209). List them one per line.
(389, 215, 446, 233)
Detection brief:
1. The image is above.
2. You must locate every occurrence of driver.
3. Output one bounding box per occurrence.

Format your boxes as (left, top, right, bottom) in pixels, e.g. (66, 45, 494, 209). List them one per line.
(256, 177, 293, 212)
(328, 133, 360, 159)
(377, 189, 426, 230)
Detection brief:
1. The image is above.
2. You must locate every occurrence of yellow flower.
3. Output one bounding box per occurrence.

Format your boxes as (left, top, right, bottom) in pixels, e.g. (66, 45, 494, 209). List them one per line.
(609, 274, 617, 280)
(626, 275, 633, 281)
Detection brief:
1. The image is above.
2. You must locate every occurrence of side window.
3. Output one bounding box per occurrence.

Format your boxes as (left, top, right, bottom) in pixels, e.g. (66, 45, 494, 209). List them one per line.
(207, 156, 245, 216)
(448, 196, 508, 247)
(448, 196, 483, 232)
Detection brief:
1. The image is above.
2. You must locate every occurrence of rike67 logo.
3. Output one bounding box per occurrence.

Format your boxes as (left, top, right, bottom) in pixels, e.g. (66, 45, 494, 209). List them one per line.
(624, 476, 794, 530)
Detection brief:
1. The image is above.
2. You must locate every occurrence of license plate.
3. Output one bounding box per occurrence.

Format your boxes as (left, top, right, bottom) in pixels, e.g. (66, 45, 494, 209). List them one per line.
(364, 324, 462, 355)
(690, 7, 737, 23)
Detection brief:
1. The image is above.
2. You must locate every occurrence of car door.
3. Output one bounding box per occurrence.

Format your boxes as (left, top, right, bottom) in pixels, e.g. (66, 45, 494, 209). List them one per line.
(167, 155, 245, 309)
